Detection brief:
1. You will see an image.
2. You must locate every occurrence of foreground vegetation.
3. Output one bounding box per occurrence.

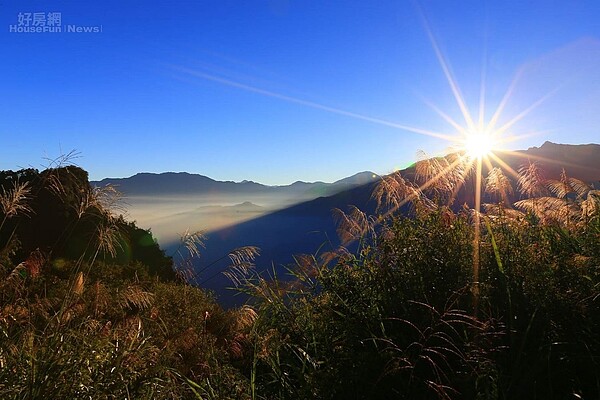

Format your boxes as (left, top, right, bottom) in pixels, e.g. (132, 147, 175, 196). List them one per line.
(1, 156, 599, 399)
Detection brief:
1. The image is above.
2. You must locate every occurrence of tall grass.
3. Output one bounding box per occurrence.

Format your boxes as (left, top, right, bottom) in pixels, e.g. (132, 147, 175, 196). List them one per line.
(0, 165, 249, 399)
(230, 154, 600, 399)
(1, 153, 599, 399)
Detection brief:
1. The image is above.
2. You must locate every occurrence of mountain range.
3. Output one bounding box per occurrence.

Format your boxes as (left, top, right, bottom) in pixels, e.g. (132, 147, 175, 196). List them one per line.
(95, 142, 600, 306)
(93, 170, 377, 198)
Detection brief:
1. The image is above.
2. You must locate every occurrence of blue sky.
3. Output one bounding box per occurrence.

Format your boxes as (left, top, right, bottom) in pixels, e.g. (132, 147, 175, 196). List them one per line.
(1, 0, 599, 184)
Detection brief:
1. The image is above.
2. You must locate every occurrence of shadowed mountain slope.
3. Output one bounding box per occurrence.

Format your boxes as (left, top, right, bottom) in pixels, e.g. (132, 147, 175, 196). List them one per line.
(179, 142, 600, 306)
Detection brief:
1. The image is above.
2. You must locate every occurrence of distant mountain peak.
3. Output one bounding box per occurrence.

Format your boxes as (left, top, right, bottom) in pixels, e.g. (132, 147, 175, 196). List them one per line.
(530, 141, 600, 151)
(540, 140, 557, 148)
(333, 171, 378, 185)
(235, 201, 262, 208)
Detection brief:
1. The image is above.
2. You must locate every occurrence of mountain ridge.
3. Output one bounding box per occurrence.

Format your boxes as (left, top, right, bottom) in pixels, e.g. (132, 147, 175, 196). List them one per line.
(179, 142, 600, 306)
(90, 142, 600, 307)
(92, 170, 378, 197)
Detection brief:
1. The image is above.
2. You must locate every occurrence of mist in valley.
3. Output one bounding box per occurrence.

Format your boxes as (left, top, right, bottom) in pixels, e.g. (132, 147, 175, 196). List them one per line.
(123, 192, 319, 245)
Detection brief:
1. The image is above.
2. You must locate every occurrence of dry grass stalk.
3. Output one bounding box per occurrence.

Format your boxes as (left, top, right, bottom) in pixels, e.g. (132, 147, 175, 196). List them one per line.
(92, 281, 111, 317)
(62, 301, 86, 324)
(73, 272, 85, 296)
(518, 161, 546, 198)
(95, 217, 123, 258)
(24, 249, 46, 279)
(119, 285, 154, 311)
(293, 254, 321, 279)
(228, 246, 260, 266)
(0, 181, 33, 219)
(94, 184, 125, 213)
(415, 152, 465, 198)
(1, 263, 28, 298)
(223, 246, 260, 287)
(514, 197, 576, 224)
(43, 150, 81, 169)
(332, 205, 374, 246)
(178, 229, 206, 260)
(236, 305, 258, 330)
(45, 170, 67, 199)
(581, 190, 600, 220)
(485, 167, 513, 204)
(74, 184, 126, 220)
(416, 156, 448, 191)
(546, 169, 589, 199)
(320, 246, 353, 265)
(372, 172, 424, 213)
(228, 333, 247, 359)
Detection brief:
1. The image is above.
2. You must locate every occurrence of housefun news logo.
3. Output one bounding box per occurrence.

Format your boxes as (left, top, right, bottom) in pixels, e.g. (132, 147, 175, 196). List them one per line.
(8, 12, 103, 33)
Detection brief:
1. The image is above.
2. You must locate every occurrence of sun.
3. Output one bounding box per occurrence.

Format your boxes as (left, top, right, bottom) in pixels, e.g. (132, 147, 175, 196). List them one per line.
(463, 131, 496, 159)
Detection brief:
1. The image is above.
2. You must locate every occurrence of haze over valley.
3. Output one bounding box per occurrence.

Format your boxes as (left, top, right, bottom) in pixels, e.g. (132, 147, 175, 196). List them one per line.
(92, 171, 377, 243)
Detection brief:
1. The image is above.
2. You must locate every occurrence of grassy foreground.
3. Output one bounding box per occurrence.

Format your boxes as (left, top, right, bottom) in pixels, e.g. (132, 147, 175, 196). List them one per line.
(1, 161, 599, 399)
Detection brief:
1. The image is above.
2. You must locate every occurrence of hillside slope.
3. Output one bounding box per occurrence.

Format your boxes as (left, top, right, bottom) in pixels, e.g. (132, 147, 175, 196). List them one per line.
(185, 142, 600, 305)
